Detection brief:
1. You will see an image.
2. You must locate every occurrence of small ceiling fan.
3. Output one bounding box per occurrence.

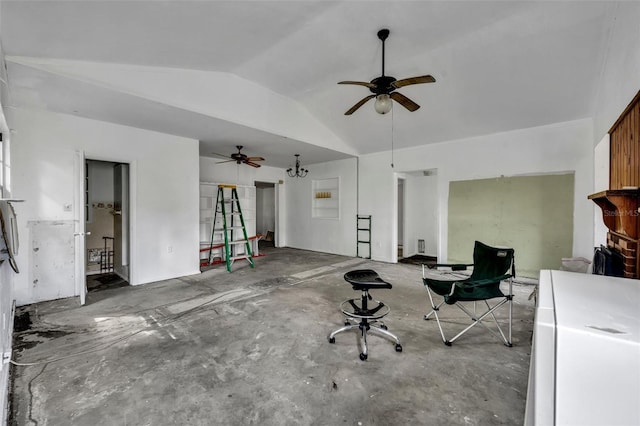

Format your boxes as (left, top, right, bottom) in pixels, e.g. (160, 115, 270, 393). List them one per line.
(212, 145, 265, 168)
(339, 28, 436, 115)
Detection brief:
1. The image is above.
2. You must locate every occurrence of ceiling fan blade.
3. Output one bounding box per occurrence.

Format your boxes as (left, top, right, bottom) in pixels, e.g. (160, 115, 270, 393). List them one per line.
(345, 94, 376, 115)
(244, 161, 262, 168)
(246, 156, 265, 162)
(211, 152, 231, 159)
(338, 81, 376, 89)
(390, 92, 420, 112)
(392, 75, 436, 89)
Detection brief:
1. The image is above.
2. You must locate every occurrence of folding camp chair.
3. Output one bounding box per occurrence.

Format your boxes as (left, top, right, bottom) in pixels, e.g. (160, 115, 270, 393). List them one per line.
(422, 241, 515, 346)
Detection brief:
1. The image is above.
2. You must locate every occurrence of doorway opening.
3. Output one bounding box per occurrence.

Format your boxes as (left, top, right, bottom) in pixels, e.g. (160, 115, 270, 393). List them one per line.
(255, 181, 276, 251)
(397, 178, 405, 259)
(395, 169, 439, 266)
(85, 160, 130, 292)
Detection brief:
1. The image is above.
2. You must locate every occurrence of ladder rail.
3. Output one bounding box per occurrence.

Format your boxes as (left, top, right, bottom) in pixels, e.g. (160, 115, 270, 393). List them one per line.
(207, 185, 255, 272)
(208, 187, 224, 264)
(232, 187, 254, 267)
(356, 215, 372, 259)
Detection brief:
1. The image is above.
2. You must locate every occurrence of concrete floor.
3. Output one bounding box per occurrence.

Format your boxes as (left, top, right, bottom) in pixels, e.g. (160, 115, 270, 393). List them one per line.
(9, 246, 536, 425)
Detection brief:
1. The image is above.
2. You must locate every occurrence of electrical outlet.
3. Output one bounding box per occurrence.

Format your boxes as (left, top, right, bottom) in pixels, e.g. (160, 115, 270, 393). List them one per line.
(1, 350, 11, 371)
(63, 203, 72, 212)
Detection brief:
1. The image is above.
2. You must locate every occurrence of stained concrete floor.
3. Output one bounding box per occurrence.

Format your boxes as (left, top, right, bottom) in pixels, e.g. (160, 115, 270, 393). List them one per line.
(9, 246, 536, 425)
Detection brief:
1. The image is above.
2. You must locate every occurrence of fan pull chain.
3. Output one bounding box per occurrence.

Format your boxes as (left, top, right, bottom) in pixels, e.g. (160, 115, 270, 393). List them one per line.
(390, 107, 395, 168)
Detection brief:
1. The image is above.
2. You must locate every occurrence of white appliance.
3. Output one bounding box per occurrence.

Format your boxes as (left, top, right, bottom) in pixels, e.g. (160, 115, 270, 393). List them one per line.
(525, 270, 640, 425)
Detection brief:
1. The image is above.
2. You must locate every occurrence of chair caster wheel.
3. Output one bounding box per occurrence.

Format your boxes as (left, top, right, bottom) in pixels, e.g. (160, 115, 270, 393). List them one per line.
(424, 316, 430, 321)
(359, 353, 367, 361)
(444, 341, 452, 347)
(395, 344, 402, 352)
(344, 322, 350, 326)
(380, 324, 388, 330)
(506, 343, 513, 347)
(328, 337, 335, 344)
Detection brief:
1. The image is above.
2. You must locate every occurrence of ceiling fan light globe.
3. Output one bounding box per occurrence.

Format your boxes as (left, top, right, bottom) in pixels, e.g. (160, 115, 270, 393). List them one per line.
(374, 94, 392, 114)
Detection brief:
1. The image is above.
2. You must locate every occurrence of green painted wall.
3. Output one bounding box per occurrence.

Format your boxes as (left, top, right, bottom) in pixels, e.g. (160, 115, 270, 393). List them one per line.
(448, 173, 574, 278)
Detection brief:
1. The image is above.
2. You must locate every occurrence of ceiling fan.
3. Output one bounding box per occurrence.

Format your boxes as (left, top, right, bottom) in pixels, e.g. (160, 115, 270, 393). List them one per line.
(213, 145, 265, 168)
(339, 28, 436, 115)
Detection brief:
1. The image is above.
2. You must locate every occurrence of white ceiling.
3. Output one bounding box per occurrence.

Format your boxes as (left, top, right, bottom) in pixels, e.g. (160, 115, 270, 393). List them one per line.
(0, 1, 617, 168)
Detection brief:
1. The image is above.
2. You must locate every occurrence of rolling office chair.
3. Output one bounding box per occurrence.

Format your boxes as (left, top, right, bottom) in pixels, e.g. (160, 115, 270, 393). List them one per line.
(328, 269, 402, 361)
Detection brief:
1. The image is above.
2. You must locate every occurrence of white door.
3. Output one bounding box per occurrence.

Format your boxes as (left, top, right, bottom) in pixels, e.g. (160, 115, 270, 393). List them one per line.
(74, 150, 88, 305)
(113, 163, 130, 281)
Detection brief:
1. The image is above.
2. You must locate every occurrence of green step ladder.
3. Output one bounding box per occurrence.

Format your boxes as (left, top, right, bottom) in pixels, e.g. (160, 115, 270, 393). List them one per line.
(208, 184, 254, 272)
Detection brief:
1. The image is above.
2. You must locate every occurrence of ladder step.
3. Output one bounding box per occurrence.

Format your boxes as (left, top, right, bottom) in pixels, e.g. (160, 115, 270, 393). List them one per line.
(210, 185, 254, 272)
(230, 255, 253, 260)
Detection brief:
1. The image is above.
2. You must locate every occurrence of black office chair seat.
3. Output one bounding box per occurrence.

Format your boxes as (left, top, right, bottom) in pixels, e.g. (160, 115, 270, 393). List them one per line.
(328, 269, 402, 361)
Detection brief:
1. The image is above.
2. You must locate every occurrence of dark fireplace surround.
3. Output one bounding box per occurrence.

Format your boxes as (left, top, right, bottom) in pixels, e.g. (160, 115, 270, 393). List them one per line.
(589, 190, 639, 278)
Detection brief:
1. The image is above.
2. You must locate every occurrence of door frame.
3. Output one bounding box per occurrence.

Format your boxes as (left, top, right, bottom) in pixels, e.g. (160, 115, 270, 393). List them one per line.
(75, 152, 137, 303)
(73, 150, 87, 304)
(254, 180, 282, 248)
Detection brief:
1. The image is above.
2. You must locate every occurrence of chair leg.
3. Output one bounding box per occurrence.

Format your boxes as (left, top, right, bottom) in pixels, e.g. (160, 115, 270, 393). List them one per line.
(328, 323, 360, 343)
(508, 278, 513, 346)
(359, 322, 369, 361)
(484, 300, 512, 347)
(423, 299, 446, 320)
(450, 298, 511, 345)
(424, 286, 451, 346)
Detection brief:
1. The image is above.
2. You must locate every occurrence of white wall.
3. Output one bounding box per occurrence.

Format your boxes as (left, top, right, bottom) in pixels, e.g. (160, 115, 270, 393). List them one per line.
(13, 59, 356, 157)
(8, 108, 201, 305)
(284, 157, 357, 255)
(0, 258, 13, 426)
(0, 28, 17, 425)
(199, 156, 284, 186)
(592, 2, 640, 147)
(593, 134, 609, 247)
(88, 160, 115, 203)
(591, 1, 640, 249)
(359, 118, 594, 264)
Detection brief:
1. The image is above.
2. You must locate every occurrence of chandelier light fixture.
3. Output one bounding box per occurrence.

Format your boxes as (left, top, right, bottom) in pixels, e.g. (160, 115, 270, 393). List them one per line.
(287, 154, 308, 178)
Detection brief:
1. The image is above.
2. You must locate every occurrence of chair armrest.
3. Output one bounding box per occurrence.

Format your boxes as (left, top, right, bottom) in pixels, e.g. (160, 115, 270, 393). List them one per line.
(454, 274, 511, 289)
(425, 263, 473, 270)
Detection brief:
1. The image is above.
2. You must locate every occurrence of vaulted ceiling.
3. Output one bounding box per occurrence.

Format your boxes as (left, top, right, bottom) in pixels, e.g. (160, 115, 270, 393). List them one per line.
(0, 1, 617, 168)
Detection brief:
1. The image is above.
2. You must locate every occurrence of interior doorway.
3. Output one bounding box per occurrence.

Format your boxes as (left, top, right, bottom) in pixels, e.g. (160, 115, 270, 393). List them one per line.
(397, 178, 405, 259)
(85, 160, 130, 292)
(255, 181, 276, 250)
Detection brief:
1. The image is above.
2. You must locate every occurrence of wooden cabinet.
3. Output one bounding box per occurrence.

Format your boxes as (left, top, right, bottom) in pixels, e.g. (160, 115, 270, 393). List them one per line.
(609, 90, 640, 189)
(590, 91, 640, 278)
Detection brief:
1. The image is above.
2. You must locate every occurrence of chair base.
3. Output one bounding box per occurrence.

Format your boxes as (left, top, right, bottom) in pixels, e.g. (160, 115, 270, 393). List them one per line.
(328, 317, 402, 361)
(329, 295, 402, 361)
(423, 295, 513, 347)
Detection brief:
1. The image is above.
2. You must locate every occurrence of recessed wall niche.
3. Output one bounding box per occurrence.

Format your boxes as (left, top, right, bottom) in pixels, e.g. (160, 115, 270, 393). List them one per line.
(312, 177, 339, 219)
